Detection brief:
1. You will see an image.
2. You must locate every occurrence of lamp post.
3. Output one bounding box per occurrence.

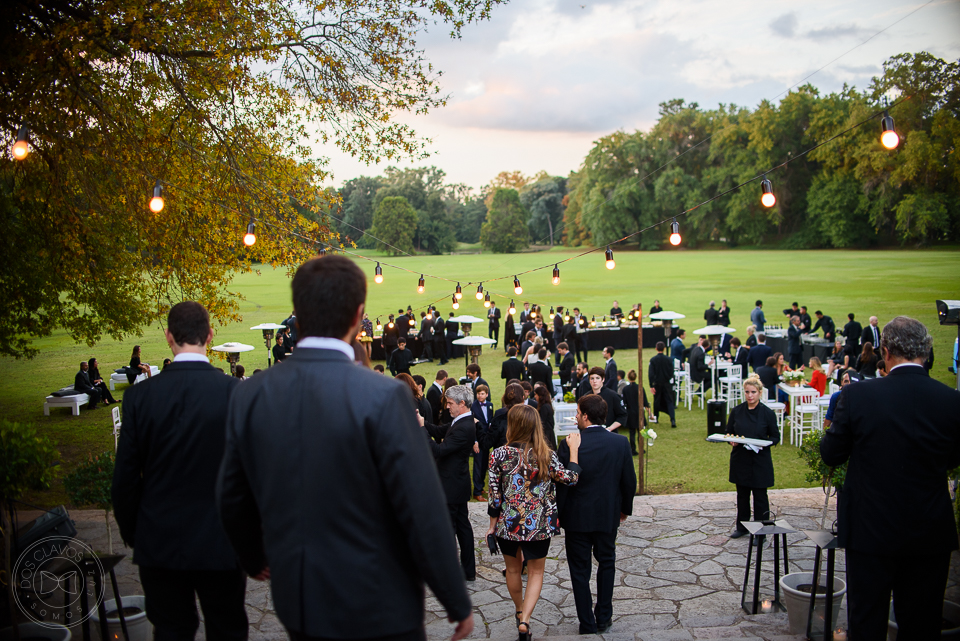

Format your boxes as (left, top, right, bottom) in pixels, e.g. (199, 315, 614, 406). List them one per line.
(650, 311, 686, 356)
(250, 323, 286, 367)
(211, 342, 255, 376)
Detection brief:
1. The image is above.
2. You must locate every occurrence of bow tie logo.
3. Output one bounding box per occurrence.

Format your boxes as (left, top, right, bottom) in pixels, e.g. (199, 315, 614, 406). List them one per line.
(39, 571, 77, 594)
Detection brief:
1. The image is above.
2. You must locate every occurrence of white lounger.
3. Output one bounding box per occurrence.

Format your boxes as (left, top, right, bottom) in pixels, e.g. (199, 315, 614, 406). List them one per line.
(110, 366, 160, 390)
(44, 388, 90, 416)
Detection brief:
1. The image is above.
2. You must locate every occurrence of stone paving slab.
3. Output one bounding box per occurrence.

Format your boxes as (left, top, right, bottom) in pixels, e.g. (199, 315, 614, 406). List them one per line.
(28, 488, 960, 640)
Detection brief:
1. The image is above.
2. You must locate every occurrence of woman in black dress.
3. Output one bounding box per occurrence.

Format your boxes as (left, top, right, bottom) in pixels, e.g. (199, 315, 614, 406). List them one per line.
(855, 341, 879, 378)
(532, 384, 556, 450)
(272, 334, 288, 363)
(87, 358, 117, 404)
(126, 345, 151, 384)
(504, 313, 518, 354)
(728, 375, 780, 539)
(395, 373, 432, 423)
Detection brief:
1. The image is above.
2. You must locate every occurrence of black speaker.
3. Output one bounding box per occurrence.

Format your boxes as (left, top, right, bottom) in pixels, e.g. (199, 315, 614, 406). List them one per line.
(707, 400, 727, 437)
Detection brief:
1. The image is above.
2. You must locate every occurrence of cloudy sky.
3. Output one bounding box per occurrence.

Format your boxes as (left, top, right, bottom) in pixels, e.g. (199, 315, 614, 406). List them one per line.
(318, 0, 960, 191)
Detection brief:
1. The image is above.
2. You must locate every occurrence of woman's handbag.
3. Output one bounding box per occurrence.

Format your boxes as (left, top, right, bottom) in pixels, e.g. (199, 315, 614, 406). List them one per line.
(486, 533, 500, 555)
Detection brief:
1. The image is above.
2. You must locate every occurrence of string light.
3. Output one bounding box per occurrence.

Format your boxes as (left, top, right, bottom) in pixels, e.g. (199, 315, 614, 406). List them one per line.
(417, 275, 425, 293)
(243, 221, 256, 246)
(452, 295, 460, 310)
(760, 177, 776, 208)
(475, 284, 484, 300)
(529, 310, 536, 319)
(149, 180, 164, 213)
(376, 318, 382, 331)
(549, 307, 555, 320)
(12, 126, 29, 160)
(552, 265, 560, 285)
(880, 111, 899, 150)
(670, 219, 682, 246)
(387, 320, 394, 328)
(484, 292, 491, 308)
(514, 276, 523, 296)
(455, 282, 462, 299)
(374, 263, 383, 284)
(605, 246, 615, 270)
(508, 300, 516, 316)
(564, 313, 570, 322)
(409, 317, 416, 327)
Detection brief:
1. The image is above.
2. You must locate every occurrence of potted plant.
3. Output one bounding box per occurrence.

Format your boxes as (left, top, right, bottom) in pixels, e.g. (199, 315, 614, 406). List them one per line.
(783, 370, 805, 387)
(0, 420, 61, 641)
(798, 429, 847, 528)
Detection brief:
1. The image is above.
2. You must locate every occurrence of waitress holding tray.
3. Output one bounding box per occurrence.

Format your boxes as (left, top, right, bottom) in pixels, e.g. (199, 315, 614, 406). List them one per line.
(728, 375, 781, 540)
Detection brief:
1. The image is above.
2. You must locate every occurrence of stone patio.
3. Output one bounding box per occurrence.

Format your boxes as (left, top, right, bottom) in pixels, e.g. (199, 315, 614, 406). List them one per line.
(37, 488, 960, 640)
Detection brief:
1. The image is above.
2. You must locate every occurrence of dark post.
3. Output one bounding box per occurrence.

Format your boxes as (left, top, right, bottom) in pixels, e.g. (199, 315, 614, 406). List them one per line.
(637, 304, 644, 496)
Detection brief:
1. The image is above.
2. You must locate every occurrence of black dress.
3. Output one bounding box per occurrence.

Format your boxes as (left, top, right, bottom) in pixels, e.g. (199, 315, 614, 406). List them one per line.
(728, 403, 780, 488)
(127, 356, 142, 384)
(538, 402, 556, 450)
(504, 314, 518, 351)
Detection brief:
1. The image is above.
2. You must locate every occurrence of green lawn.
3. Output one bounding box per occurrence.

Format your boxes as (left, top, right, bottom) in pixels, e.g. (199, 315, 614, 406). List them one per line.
(3, 248, 959, 506)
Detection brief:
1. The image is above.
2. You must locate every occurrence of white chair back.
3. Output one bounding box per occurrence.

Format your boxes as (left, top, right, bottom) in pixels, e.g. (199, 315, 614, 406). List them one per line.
(112, 406, 122, 450)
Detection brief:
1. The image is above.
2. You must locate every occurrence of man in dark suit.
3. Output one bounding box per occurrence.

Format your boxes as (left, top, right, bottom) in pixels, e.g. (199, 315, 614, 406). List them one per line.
(747, 334, 772, 373)
(420, 385, 477, 581)
(688, 337, 711, 391)
(602, 346, 618, 391)
(756, 357, 780, 401)
(557, 394, 636, 634)
(798, 306, 812, 334)
(703, 301, 719, 326)
(433, 314, 448, 365)
(501, 347, 525, 381)
(585, 367, 627, 431)
(843, 312, 862, 359)
(787, 316, 803, 369)
(388, 337, 413, 376)
(729, 337, 749, 378)
(445, 312, 460, 360)
(860, 315, 881, 350)
(397, 309, 411, 341)
(812, 310, 835, 342)
(465, 363, 487, 395)
(670, 329, 686, 363)
(487, 302, 501, 348)
(426, 369, 447, 426)
(217, 256, 473, 641)
(74, 361, 101, 409)
(717, 300, 731, 327)
(821, 316, 960, 639)
(717, 332, 732, 358)
(113, 301, 247, 641)
(418, 311, 435, 361)
(383, 314, 399, 360)
(518, 302, 531, 324)
(282, 311, 298, 349)
(528, 348, 554, 397)
(648, 342, 676, 428)
(574, 362, 591, 400)
(557, 342, 576, 388)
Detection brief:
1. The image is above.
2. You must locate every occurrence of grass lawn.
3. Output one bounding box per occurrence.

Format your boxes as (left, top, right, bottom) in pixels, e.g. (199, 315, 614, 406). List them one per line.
(3, 247, 958, 507)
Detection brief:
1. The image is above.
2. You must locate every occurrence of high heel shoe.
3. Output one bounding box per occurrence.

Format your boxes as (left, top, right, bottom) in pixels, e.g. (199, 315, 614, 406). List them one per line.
(517, 621, 531, 641)
(514, 612, 522, 627)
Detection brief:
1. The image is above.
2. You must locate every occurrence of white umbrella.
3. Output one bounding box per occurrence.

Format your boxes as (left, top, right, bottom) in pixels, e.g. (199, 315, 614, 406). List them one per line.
(449, 315, 486, 324)
(452, 336, 497, 346)
(249, 323, 286, 331)
(649, 311, 686, 320)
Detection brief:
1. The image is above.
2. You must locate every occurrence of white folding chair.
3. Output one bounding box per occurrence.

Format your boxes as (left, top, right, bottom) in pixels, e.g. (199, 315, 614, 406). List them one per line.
(684, 363, 705, 410)
(111, 406, 122, 451)
(792, 391, 819, 446)
(817, 395, 833, 425)
(719, 365, 742, 407)
(761, 387, 786, 437)
(674, 360, 686, 406)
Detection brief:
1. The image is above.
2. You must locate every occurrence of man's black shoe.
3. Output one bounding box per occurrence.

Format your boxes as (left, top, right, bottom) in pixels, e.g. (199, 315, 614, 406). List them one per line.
(578, 627, 597, 635)
(671, 422, 677, 428)
(596, 620, 612, 634)
(631, 450, 639, 456)
(729, 530, 747, 539)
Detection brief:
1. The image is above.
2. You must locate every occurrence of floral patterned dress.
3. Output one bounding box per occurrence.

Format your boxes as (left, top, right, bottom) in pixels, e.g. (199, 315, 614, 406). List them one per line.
(488, 444, 580, 541)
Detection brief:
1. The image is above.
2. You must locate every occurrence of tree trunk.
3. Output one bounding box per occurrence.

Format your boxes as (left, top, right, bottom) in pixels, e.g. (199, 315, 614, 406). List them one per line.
(547, 217, 554, 247)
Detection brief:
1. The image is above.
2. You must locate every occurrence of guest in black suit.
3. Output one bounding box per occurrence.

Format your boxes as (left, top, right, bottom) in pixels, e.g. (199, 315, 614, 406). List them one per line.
(396, 309, 411, 341)
(552, 307, 565, 365)
(729, 337, 749, 379)
(388, 337, 414, 376)
(74, 361, 102, 408)
(688, 337, 711, 391)
(445, 313, 460, 359)
(561, 315, 578, 362)
(383, 314, 399, 360)
(487, 302, 501, 348)
(648, 342, 676, 428)
(574, 362, 591, 400)
(602, 347, 618, 391)
(747, 334, 772, 373)
(418, 311, 435, 361)
(501, 347, 525, 381)
(557, 394, 636, 634)
(821, 316, 960, 639)
(860, 315, 881, 351)
(528, 348, 554, 397)
(557, 342, 575, 388)
(703, 301, 719, 326)
(113, 302, 247, 641)
(272, 333, 289, 363)
(471, 384, 494, 499)
(433, 314, 448, 365)
(717, 300, 731, 327)
(426, 369, 448, 426)
(787, 316, 804, 369)
(420, 385, 477, 581)
(727, 376, 780, 539)
(465, 363, 488, 395)
(842, 312, 862, 359)
(217, 257, 473, 641)
(755, 357, 780, 401)
(585, 367, 627, 431)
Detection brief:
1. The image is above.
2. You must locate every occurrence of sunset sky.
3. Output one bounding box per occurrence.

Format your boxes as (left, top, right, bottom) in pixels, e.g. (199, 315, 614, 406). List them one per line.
(318, 0, 960, 191)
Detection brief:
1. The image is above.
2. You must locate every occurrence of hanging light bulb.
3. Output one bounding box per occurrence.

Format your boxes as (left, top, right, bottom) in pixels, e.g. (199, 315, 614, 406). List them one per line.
(508, 300, 516, 316)
(387, 320, 395, 329)
(374, 263, 383, 284)
(529, 310, 536, 319)
(880, 111, 899, 150)
(552, 264, 560, 285)
(483, 292, 491, 308)
(669, 218, 682, 246)
(514, 276, 523, 295)
(376, 318, 382, 331)
(417, 275, 425, 294)
(149, 180, 164, 213)
(455, 282, 462, 299)
(243, 221, 257, 246)
(476, 283, 484, 300)
(452, 295, 460, 310)
(605, 245, 616, 270)
(760, 177, 776, 208)
(409, 317, 416, 327)
(549, 306, 555, 320)
(12, 126, 29, 160)
(590, 315, 597, 327)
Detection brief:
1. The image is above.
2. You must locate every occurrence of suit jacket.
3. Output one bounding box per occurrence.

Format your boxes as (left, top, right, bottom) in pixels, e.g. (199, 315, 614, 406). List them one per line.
(419, 316, 434, 340)
(432, 317, 445, 343)
(424, 416, 475, 504)
(74, 369, 96, 393)
(689, 346, 709, 384)
(445, 320, 459, 336)
(558, 353, 576, 385)
(470, 376, 489, 395)
(383, 322, 399, 348)
(704, 308, 719, 325)
(575, 376, 590, 400)
(557, 426, 636, 533)
(717, 306, 731, 326)
(787, 324, 802, 355)
(860, 324, 881, 349)
(821, 366, 960, 555)
(843, 320, 862, 350)
(113, 361, 240, 570)
(670, 337, 686, 363)
(648, 354, 674, 391)
(561, 322, 578, 346)
(397, 314, 412, 338)
(528, 361, 554, 396)
(732, 346, 749, 378)
(756, 366, 780, 400)
(553, 314, 564, 340)
(471, 399, 493, 429)
(501, 357, 525, 382)
(487, 307, 501, 329)
(718, 334, 732, 357)
(217, 348, 470, 636)
(426, 382, 444, 426)
(603, 359, 618, 390)
(747, 344, 772, 371)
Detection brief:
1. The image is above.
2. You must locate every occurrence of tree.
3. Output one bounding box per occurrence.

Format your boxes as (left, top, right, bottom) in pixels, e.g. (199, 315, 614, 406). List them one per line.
(520, 177, 566, 246)
(339, 176, 385, 248)
(480, 189, 529, 253)
(0, 0, 504, 357)
(417, 193, 457, 254)
(370, 196, 418, 255)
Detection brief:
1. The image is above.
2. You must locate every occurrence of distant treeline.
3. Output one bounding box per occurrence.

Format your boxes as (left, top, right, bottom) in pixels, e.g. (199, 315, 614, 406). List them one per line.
(316, 52, 958, 254)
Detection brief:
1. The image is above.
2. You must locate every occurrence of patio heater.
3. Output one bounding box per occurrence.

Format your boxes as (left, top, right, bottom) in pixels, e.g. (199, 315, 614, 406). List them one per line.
(250, 323, 286, 367)
(212, 342, 255, 376)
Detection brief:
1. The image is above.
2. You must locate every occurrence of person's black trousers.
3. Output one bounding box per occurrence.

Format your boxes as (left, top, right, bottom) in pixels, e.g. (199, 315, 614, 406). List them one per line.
(789, 352, 803, 369)
(488, 326, 499, 348)
(138, 566, 247, 641)
(734, 485, 769, 532)
(94, 381, 116, 404)
(447, 502, 476, 579)
(627, 420, 639, 454)
(565, 530, 617, 633)
(434, 339, 447, 364)
(83, 388, 102, 407)
(654, 389, 675, 424)
(845, 549, 950, 640)
(575, 336, 588, 364)
(472, 447, 489, 496)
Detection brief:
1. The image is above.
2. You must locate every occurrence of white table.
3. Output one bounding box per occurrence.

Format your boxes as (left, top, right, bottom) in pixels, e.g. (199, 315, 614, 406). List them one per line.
(777, 382, 819, 440)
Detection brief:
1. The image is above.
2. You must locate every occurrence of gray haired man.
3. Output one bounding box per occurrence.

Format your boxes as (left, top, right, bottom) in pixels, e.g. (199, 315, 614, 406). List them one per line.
(420, 385, 478, 581)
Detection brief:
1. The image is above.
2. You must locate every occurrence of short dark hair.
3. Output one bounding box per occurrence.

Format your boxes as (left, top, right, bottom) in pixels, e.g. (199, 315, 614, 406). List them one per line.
(167, 301, 211, 346)
(731, 337, 741, 347)
(815, 310, 823, 315)
(656, 341, 665, 351)
(466, 363, 481, 376)
(476, 384, 490, 396)
(519, 380, 533, 392)
(678, 329, 686, 337)
(436, 369, 448, 381)
(398, 337, 407, 345)
(538, 348, 547, 359)
(373, 364, 385, 373)
(755, 300, 762, 306)
(757, 333, 766, 342)
(792, 302, 798, 307)
(557, 342, 569, 351)
(589, 366, 605, 379)
(508, 346, 517, 357)
(507, 378, 522, 387)
(412, 374, 426, 389)
(801, 306, 807, 311)
(848, 313, 855, 320)
(578, 394, 607, 425)
(617, 369, 625, 379)
(765, 356, 776, 367)
(604, 346, 615, 356)
(293, 256, 366, 338)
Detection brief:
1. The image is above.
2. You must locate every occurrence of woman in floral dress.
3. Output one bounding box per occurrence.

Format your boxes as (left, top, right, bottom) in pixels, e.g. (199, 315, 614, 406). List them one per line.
(486, 405, 581, 641)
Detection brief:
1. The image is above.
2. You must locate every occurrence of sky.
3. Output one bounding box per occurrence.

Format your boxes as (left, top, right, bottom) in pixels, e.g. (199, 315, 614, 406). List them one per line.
(317, 0, 960, 192)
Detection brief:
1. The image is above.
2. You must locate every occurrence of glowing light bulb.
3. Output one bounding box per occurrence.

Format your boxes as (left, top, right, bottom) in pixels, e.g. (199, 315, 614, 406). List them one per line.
(455, 282, 462, 299)
(452, 295, 459, 310)
(417, 274, 425, 294)
(760, 178, 776, 208)
(484, 292, 491, 308)
(374, 263, 383, 284)
(12, 126, 29, 159)
(508, 300, 516, 315)
(514, 276, 522, 296)
(605, 246, 615, 270)
(881, 112, 899, 149)
(669, 219, 682, 246)
(552, 265, 560, 285)
(243, 221, 256, 246)
(476, 284, 484, 300)
(149, 180, 164, 212)
(376, 319, 382, 331)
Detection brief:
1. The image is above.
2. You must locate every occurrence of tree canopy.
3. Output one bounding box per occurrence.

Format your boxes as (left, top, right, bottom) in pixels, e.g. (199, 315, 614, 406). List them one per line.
(0, 0, 503, 357)
(480, 188, 529, 253)
(370, 196, 419, 255)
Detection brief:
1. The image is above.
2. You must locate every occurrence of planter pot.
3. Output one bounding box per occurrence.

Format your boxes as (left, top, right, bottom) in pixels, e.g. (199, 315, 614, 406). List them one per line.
(0, 623, 71, 641)
(91, 596, 152, 641)
(779, 572, 846, 635)
(888, 600, 960, 640)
